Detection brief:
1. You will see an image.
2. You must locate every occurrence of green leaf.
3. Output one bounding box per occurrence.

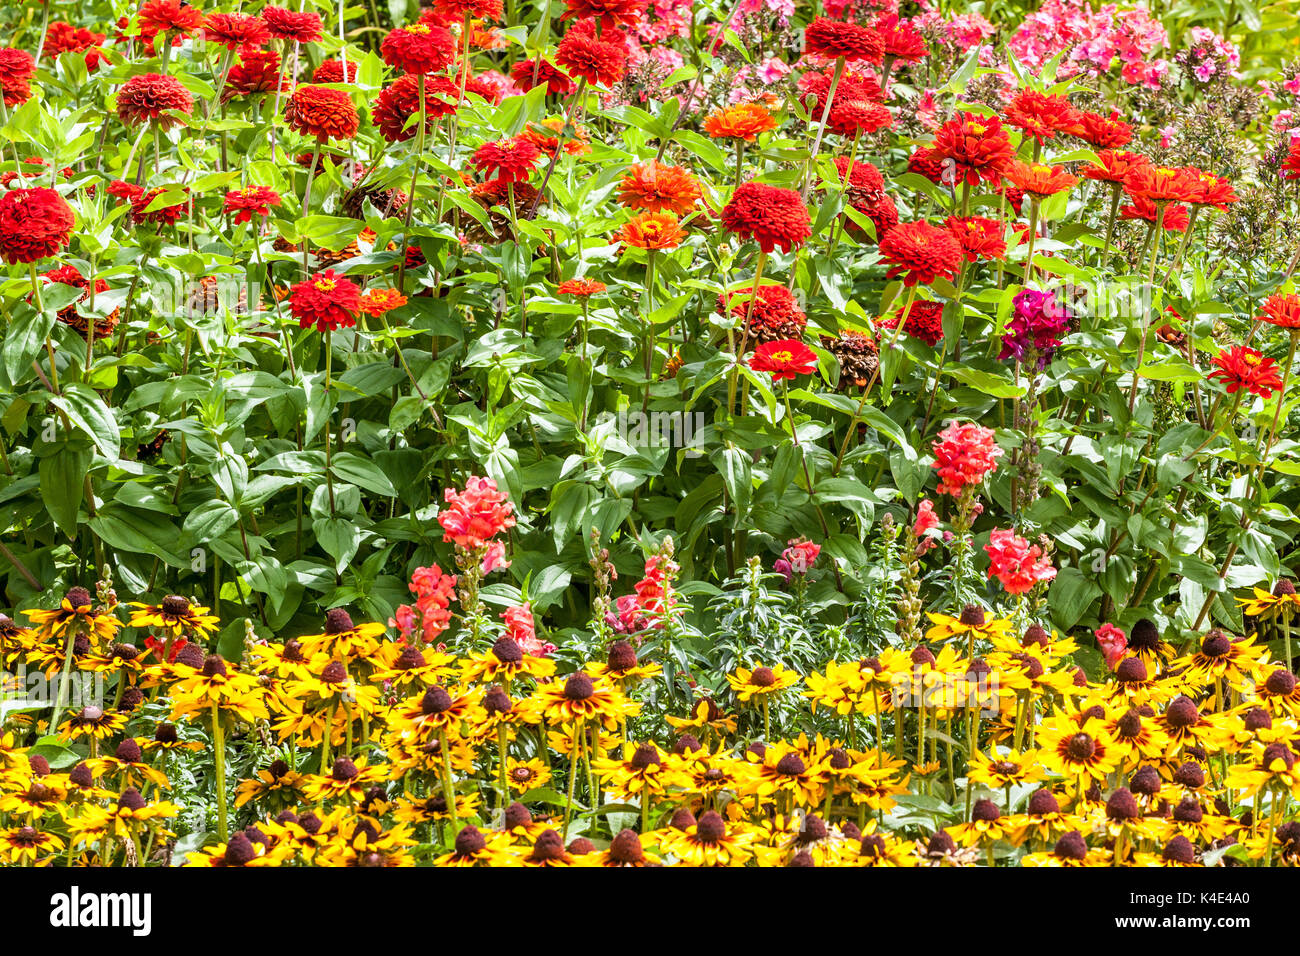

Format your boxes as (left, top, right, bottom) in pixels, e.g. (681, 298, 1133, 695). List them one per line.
(39, 442, 90, 538)
(331, 452, 398, 497)
(314, 516, 361, 574)
(51, 383, 120, 461)
(3, 307, 54, 384)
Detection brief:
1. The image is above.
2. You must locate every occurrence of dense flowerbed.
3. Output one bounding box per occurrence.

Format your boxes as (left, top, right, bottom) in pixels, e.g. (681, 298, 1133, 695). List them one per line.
(2, 0, 1300, 867)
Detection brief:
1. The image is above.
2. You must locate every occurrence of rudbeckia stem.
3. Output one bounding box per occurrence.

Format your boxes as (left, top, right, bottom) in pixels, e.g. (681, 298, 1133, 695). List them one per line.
(439, 729, 459, 835)
(212, 703, 228, 843)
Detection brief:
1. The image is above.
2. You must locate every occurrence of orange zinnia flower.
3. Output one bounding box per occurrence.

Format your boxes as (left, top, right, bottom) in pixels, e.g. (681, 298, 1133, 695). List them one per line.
(1005, 161, 1078, 198)
(612, 211, 687, 250)
(617, 161, 702, 216)
(702, 103, 776, 141)
(358, 288, 408, 317)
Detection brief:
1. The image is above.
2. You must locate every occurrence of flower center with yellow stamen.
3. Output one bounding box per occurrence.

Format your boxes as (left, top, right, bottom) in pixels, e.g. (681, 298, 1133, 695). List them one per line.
(1242, 352, 1261, 366)
(407, 23, 430, 35)
(315, 279, 336, 291)
(772, 350, 793, 363)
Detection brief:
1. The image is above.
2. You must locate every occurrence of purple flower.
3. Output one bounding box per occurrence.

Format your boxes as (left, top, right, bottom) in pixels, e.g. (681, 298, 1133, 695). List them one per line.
(1000, 287, 1075, 368)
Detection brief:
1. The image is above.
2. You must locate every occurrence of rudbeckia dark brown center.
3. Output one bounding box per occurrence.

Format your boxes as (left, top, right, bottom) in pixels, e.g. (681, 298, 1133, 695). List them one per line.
(775, 753, 806, 776)
(299, 812, 322, 834)
(1129, 765, 1161, 795)
(1275, 578, 1297, 596)
(607, 640, 637, 672)
(224, 832, 256, 866)
(455, 825, 486, 857)
(111, 643, 140, 661)
(530, 830, 566, 862)
(1166, 696, 1199, 728)
(1266, 669, 1296, 696)
(160, 595, 190, 616)
(696, 810, 726, 844)
(564, 672, 595, 700)
(966, 658, 991, 677)
(14, 826, 38, 845)
(1065, 733, 1096, 761)
(65, 587, 92, 609)
(829, 748, 852, 771)
(1115, 657, 1147, 683)
(503, 802, 532, 829)
(1053, 831, 1088, 860)
(1262, 743, 1296, 770)
(119, 787, 146, 811)
(320, 660, 347, 684)
(673, 734, 701, 755)
(860, 834, 886, 858)
(927, 830, 956, 855)
(608, 828, 643, 863)
(959, 604, 985, 626)
(491, 635, 523, 664)
(1022, 623, 1049, 647)
(201, 654, 227, 678)
(1172, 762, 1205, 789)
(510, 766, 534, 783)
(115, 739, 142, 763)
(567, 837, 595, 856)
(1129, 618, 1161, 650)
(282, 640, 306, 663)
(421, 686, 453, 714)
(394, 645, 425, 670)
(154, 723, 179, 743)
(69, 763, 94, 787)
(1172, 796, 1203, 823)
(482, 685, 512, 714)
(787, 850, 815, 867)
(1027, 789, 1059, 815)
(1162, 834, 1196, 864)
(324, 608, 355, 634)
(910, 646, 936, 666)
(80, 705, 104, 723)
(702, 767, 725, 783)
(799, 814, 828, 843)
(1105, 788, 1139, 820)
(268, 759, 290, 778)
(1116, 709, 1143, 738)
(750, 666, 776, 687)
(1200, 632, 1231, 658)
(630, 744, 661, 770)
(972, 799, 1001, 823)
(669, 808, 696, 830)
(1244, 707, 1273, 731)
(331, 757, 358, 781)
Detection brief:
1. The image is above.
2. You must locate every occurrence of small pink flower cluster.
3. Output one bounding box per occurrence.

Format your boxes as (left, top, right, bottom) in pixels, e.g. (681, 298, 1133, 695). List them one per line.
(1095, 622, 1128, 670)
(390, 563, 458, 645)
(931, 421, 1002, 497)
(607, 553, 684, 635)
(983, 528, 1056, 595)
(1005, 0, 1168, 87)
(775, 537, 822, 582)
(438, 475, 517, 556)
(501, 603, 555, 657)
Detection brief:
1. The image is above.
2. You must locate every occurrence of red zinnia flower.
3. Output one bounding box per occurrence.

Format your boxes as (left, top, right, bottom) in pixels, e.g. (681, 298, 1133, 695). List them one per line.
(798, 66, 882, 111)
(471, 137, 542, 183)
(261, 5, 324, 43)
(826, 99, 893, 137)
(1259, 293, 1300, 330)
(1124, 164, 1198, 204)
(1002, 89, 1079, 144)
(312, 59, 359, 83)
(0, 48, 36, 107)
(561, 0, 648, 30)
(224, 50, 287, 101)
(1184, 168, 1238, 210)
(203, 12, 271, 52)
(116, 73, 194, 128)
(373, 75, 459, 143)
(721, 182, 811, 254)
(223, 186, 281, 223)
(1282, 140, 1300, 181)
(907, 146, 947, 184)
(289, 269, 362, 333)
(433, 0, 505, 20)
(510, 58, 575, 95)
(136, 0, 205, 35)
(558, 278, 606, 296)
(381, 24, 457, 75)
(945, 216, 1006, 262)
(1080, 149, 1149, 185)
(41, 265, 115, 337)
(873, 13, 926, 63)
(44, 23, 108, 70)
(931, 421, 1001, 496)
(877, 299, 943, 347)
(718, 282, 808, 341)
(1207, 345, 1283, 399)
(931, 112, 1013, 186)
(750, 339, 819, 381)
(878, 221, 962, 287)
(555, 28, 627, 88)
(617, 161, 701, 216)
(1120, 197, 1188, 231)
(830, 156, 884, 200)
(285, 85, 360, 142)
(803, 16, 884, 63)
(1069, 110, 1133, 149)
(125, 185, 190, 225)
(0, 188, 76, 264)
